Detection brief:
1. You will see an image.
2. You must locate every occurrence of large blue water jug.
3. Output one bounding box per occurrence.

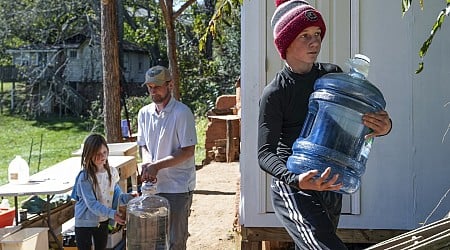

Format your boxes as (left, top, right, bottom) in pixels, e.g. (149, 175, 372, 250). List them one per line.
(287, 54, 386, 194)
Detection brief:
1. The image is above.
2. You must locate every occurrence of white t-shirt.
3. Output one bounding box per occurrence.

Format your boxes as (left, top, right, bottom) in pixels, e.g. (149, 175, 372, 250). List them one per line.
(137, 97, 197, 193)
(95, 167, 120, 222)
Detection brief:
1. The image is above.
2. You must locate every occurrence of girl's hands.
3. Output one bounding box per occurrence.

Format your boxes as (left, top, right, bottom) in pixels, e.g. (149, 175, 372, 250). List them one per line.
(114, 212, 125, 225)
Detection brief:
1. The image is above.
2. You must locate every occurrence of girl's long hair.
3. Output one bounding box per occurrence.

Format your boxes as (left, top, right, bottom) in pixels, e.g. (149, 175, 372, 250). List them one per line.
(81, 134, 112, 192)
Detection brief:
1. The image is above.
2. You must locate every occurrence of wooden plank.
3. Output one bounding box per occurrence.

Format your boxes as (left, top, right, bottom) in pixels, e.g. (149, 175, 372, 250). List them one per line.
(336, 228, 408, 244)
(241, 240, 262, 250)
(21, 200, 75, 249)
(208, 115, 240, 163)
(263, 241, 295, 250)
(409, 232, 450, 250)
(226, 119, 233, 162)
(383, 236, 423, 250)
(240, 227, 292, 242)
(21, 201, 74, 234)
(366, 217, 450, 249)
(239, 226, 409, 247)
(117, 157, 137, 179)
(116, 157, 137, 192)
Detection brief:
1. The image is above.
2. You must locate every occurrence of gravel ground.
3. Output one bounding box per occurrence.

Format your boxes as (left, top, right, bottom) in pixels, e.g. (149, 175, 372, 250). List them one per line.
(186, 161, 240, 250)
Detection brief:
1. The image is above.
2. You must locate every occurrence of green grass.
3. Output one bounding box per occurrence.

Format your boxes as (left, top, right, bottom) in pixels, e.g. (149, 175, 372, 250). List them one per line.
(0, 114, 91, 185)
(0, 113, 208, 186)
(195, 116, 208, 165)
(0, 80, 207, 184)
(0, 82, 207, 213)
(0, 81, 13, 92)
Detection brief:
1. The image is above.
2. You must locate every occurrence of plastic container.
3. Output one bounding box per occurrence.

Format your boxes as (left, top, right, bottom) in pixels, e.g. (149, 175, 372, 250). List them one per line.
(106, 228, 123, 248)
(8, 156, 29, 185)
(141, 181, 157, 196)
(0, 227, 48, 250)
(126, 186, 170, 250)
(121, 119, 130, 138)
(287, 54, 386, 194)
(0, 199, 10, 210)
(0, 209, 15, 228)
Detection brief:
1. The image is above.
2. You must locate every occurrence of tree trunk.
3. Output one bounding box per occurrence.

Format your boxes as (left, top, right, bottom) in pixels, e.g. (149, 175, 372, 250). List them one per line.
(101, 0, 122, 142)
(204, 0, 216, 60)
(160, 0, 181, 100)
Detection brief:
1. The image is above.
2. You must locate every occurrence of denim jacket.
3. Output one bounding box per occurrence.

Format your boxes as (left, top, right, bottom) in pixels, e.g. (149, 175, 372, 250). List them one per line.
(71, 170, 133, 227)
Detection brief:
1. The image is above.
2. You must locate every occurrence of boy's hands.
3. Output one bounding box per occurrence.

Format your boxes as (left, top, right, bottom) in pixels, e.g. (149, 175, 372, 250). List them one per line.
(298, 167, 342, 191)
(363, 110, 392, 139)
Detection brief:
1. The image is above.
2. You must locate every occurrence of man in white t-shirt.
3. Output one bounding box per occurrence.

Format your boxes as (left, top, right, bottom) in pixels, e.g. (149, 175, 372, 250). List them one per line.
(137, 65, 197, 250)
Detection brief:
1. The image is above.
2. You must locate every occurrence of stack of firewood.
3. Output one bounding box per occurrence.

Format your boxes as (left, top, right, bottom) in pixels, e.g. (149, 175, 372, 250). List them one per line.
(207, 138, 240, 162)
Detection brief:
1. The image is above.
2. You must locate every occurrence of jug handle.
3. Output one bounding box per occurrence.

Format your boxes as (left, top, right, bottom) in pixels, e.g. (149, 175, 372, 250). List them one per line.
(300, 111, 315, 138)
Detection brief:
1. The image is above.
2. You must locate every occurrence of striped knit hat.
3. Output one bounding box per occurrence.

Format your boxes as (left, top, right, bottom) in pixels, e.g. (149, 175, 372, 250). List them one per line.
(271, 0, 326, 59)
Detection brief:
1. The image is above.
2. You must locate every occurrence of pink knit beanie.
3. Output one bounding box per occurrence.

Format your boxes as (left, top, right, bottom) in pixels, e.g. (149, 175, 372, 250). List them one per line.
(271, 0, 326, 59)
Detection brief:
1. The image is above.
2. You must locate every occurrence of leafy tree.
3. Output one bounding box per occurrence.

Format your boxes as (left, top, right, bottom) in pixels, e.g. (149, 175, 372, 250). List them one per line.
(402, 0, 450, 73)
(122, 0, 167, 67)
(0, 0, 241, 119)
(0, 0, 99, 56)
(199, 0, 242, 52)
(178, 1, 240, 115)
(158, 0, 196, 100)
(121, 0, 240, 116)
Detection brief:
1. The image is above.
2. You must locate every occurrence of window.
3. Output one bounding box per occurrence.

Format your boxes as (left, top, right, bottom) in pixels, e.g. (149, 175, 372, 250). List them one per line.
(69, 50, 78, 59)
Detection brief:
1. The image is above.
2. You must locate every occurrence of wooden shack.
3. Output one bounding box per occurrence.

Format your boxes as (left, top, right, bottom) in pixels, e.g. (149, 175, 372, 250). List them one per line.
(6, 34, 149, 85)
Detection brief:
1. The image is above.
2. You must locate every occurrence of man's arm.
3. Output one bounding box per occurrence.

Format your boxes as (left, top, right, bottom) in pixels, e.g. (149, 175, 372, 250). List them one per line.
(141, 145, 195, 182)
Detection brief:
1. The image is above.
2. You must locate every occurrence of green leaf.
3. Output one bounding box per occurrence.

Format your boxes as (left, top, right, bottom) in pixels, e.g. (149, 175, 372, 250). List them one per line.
(414, 2, 449, 73)
(402, 0, 412, 16)
(415, 62, 424, 74)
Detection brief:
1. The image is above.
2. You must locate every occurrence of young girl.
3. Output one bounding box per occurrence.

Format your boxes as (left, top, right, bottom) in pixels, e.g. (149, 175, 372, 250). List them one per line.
(72, 134, 132, 250)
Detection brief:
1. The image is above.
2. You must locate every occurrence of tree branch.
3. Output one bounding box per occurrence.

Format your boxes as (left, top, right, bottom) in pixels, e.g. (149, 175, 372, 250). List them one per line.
(173, 0, 197, 19)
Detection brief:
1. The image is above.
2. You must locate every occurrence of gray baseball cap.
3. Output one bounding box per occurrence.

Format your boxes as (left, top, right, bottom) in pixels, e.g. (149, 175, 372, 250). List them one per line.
(142, 65, 172, 86)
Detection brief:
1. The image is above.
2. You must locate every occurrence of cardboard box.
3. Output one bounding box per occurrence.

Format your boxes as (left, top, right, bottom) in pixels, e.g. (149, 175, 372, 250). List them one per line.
(0, 227, 48, 250)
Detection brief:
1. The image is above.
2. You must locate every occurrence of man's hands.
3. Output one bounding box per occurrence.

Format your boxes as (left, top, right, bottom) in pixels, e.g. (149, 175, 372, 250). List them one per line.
(363, 110, 392, 139)
(298, 167, 342, 191)
(140, 162, 160, 183)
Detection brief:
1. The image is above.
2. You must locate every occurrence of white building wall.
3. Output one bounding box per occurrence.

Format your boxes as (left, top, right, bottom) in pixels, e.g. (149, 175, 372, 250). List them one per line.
(241, 0, 450, 230)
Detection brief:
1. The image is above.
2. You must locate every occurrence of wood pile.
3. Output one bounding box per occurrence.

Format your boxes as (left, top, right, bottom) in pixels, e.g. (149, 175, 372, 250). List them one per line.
(204, 94, 240, 164)
(208, 138, 240, 163)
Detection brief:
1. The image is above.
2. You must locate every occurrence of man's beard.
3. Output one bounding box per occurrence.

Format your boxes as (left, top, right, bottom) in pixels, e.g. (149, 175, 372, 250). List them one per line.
(151, 91, 171, 104)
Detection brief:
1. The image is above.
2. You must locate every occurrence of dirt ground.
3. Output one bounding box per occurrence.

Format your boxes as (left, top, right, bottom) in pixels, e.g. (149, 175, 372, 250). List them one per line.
(186, 161, 240, 250)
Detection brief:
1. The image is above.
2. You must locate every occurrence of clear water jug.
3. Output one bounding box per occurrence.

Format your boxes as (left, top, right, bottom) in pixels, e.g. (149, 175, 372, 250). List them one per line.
(127, 182, 170, 250)
(8, 155, 30, 184)
(287, 54, 386, 194)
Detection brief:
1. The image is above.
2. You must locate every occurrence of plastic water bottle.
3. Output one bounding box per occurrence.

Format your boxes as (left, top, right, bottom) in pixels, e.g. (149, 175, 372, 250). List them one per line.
(0, 199, 10, 209)
(8, 155, 30, 184)
(287, 54, 386, 194)
(127, 182, 170, 250)
(141, 181, 157, 196)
